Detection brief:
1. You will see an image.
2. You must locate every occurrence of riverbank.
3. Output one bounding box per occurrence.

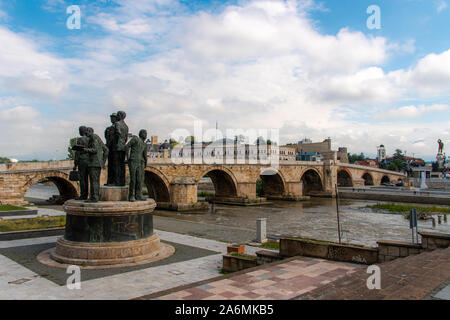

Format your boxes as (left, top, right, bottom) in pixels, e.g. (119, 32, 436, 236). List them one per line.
(367, 203, 450, 219)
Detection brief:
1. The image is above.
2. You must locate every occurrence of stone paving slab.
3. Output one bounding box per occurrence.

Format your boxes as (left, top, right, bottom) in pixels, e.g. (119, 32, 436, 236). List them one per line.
(140, 257, 361, 300)
(433, 284, 450, 300)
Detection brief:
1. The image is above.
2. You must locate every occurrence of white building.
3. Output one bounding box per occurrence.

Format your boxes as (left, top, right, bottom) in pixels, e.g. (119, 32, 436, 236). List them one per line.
(377, 145, 386, 163)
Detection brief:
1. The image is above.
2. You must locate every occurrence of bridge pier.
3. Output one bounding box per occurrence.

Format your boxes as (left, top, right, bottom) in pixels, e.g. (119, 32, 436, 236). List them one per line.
(156, 176, 208, 212)
(157, 176, 209, 211)
(207, 182, 269, 206)
(315, 162, 335, 197)
(267, 181, 309, 201)
(352, 178, 365, 188)
(237, 182, 257, 200)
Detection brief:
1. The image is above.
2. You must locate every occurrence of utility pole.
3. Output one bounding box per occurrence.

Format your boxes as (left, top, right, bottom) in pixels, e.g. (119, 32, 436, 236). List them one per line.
(335, 184, 342, 244)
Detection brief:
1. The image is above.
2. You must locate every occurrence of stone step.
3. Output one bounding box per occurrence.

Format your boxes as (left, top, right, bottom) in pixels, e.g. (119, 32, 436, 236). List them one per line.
(256, 250, 284, 265)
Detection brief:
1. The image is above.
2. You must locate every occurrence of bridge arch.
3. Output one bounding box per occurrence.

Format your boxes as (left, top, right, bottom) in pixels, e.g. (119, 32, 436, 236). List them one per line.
(381, 175, 390, 184)
(198, 167, 238, 197)
(362, 172, 374, 186)
(259, 168, 286, 198)
(337, 169, 353, 187)
(22, 171, 78, 203)
(144, 168, 171, 202)
(300, 168, 323, 195)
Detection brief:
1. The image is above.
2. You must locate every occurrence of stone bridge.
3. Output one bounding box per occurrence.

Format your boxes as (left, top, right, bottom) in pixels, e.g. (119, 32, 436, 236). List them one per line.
(0, 160, 405, 209)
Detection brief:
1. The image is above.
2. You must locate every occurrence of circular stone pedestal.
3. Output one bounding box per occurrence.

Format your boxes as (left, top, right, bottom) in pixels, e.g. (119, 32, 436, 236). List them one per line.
(45, 199, 174, 268)
(100, 185, 128, 201)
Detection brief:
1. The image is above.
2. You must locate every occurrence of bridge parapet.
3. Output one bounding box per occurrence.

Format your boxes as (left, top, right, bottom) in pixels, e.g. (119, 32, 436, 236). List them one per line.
(0, 160, 74, 173)
(147, 158, 329, 167)
(338, 162, 406, 177)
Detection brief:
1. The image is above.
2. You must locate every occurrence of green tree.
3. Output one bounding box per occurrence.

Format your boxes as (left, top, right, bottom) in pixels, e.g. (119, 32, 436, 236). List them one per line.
(169, 138, 179, 147)
(256, 178, 263, 197)
(0, 157, 11, 164)
(393, 149, 405, 161)
(388, 149, 406, 171)
(348, 153, 366, 164)
(387, 162, 398, 171)
(68, 137, 77, 160)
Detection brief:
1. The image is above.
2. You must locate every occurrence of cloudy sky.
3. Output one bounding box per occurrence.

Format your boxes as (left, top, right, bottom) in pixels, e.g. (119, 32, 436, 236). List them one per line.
(1, 0, 449, 161)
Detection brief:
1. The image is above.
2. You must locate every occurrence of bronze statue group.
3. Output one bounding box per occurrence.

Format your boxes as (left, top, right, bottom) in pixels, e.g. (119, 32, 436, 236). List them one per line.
(72, 111, 148, 202)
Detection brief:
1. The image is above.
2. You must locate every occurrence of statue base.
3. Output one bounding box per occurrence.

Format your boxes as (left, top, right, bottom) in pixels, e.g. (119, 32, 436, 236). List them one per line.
(100, 185, 128, 201)
(42, 199, 174, 268)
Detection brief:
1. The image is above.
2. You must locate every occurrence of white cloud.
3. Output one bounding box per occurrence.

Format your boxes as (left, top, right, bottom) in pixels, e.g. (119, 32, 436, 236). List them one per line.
(406, 49, 450, 95)
(373, 104, 450, 120)
(1, 0, 450, 160)
(0, 105, 114, 159)
(436, 1, 448, 13)
(0, 26, 67, 98)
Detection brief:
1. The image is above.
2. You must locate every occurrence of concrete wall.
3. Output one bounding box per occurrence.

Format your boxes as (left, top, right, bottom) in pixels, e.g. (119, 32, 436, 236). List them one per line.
(281, 233, 450, 265)
(420, 232, 450, 250)
(377, 240, 423, 262)
(280, 237, 378, 265)
(222, 255, 257, 272)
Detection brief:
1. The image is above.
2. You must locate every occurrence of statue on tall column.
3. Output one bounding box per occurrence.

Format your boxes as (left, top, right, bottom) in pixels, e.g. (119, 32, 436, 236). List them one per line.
(126, 129, 148, 202)
(438, 139, 444, 154)
(73, 126, 90, 200)
(115, 110, 129, 186)
(85, 127, 109, 202)
(105, 113, 119, 186)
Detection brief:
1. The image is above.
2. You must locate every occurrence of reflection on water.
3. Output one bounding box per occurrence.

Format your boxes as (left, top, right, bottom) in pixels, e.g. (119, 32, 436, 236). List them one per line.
(155, 198, 450, 247)
(26, 183, 450, 247)
(25, 183, 59, 200)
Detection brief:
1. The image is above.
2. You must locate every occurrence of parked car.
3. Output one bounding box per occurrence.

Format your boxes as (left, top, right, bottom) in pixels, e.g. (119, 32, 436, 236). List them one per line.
(396, 181, 404, 187)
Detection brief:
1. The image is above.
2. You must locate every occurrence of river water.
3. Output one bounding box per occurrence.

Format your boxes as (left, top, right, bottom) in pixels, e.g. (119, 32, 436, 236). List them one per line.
(26, 184, 450, 247)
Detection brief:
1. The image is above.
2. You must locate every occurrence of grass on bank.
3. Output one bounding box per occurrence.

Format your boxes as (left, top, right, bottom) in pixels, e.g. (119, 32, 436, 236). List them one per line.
(0, 204, 28, 212)
(230, 252, 257, 260)
(367, 203, 450, 220)
(367, 203, 450, 214)
(261, 241, 280, 250)
(197, 192, 215, 197)
(0, 216, 66, 232)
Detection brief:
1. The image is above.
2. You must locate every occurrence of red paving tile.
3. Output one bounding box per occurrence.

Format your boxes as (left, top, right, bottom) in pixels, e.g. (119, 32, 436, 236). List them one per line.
(151, 256, 361, 300)
(219, 291, 238, 298)
(243, 291, 262, 299)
